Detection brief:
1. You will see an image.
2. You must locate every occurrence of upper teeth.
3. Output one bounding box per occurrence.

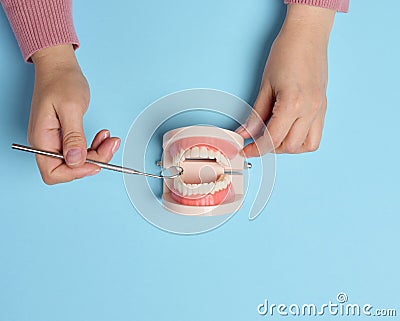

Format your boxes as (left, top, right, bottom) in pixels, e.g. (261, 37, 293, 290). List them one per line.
(172, 147, 230, 167)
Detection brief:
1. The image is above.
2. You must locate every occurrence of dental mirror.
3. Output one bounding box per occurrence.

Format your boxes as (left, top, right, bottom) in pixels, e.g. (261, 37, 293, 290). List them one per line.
(11, 143, 183, 179)
(160, 165, 184, 179)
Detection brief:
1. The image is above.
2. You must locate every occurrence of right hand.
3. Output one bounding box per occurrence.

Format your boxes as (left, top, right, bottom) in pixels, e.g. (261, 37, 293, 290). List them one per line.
(28, 45, 120, 184)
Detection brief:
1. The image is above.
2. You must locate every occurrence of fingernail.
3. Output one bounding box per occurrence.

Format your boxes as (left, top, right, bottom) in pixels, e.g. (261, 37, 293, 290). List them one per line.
(112, 139, 121, 154)
(66, 148, 83, 165)
(103, 130, 110, 140)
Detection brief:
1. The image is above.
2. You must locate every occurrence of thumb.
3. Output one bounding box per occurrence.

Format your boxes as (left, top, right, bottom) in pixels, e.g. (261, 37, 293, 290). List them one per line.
(235, 83, 274, 140)
(59, 108, 87, 168)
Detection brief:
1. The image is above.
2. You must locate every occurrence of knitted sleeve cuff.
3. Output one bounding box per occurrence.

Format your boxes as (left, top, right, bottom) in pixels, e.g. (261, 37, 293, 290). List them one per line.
(284, 0, 349, 13)
(1, 0, 79, 62)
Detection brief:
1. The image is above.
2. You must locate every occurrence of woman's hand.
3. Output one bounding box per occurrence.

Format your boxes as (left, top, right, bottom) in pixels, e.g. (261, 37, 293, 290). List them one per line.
(28, 45, 120, 184)
(237, 4, 335, 156)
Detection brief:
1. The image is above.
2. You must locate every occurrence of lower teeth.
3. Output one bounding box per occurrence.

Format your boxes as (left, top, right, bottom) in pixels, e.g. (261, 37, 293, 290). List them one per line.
(173, 175, 230, 196)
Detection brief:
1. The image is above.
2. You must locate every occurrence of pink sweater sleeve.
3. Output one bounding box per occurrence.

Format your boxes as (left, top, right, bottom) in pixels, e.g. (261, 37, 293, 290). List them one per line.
(284, 0, 349, 12)
(0, 0, 79, 62)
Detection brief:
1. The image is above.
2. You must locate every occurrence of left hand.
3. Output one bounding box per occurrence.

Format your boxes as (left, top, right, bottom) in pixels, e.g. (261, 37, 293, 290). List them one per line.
(236, 4, 336, 156)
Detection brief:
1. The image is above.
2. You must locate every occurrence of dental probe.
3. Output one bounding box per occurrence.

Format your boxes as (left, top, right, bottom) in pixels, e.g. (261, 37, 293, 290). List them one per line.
(156, 159, 251, 175)
(12, 143, 183, 179)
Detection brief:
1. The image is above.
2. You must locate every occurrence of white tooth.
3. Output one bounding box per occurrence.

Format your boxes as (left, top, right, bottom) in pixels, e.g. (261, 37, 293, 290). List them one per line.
(187, 187, 193, 196)
(188, 184, 196, 194)
(173, 178, 178, 189)
(185, 149, 191, 159)
(206, 182, 214, 194)
(208, 149, 215, 160)
(200, 147, 208, 158)
(191, 146, 200, 158)
(220, 154, 229, 166)
(222, 175, 231, 189)
(215, 151, 221, 163)
(194, 184, 202, 195)
(221, 179, 228, 189)
(177, 182, 183, 194)
(209, 182, 216, 194)
(190, 186, 197, 195)
(181, 184, 188, 196)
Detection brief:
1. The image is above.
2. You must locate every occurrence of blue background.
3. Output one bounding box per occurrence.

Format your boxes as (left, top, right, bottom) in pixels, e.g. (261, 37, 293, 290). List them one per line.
(0, 0, 399, 320)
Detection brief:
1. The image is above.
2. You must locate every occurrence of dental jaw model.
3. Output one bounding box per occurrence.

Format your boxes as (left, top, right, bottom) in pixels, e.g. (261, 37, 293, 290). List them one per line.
(160, 126, 248, 216)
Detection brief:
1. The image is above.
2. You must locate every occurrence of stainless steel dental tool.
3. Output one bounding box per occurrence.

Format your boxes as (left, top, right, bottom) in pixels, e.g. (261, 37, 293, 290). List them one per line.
(12, 143, 183, 179)
(156, 159, 251, 175)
